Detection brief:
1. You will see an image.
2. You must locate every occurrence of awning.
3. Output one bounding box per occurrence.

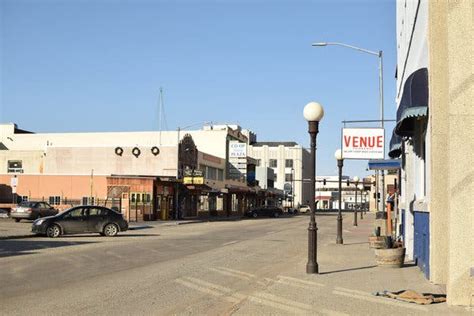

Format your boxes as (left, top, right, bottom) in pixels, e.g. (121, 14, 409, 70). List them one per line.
(368, 159, 401, 170)
(395, 68, 429, 137)
(388, 130, 402, 158)
(184, 183, 212, 192)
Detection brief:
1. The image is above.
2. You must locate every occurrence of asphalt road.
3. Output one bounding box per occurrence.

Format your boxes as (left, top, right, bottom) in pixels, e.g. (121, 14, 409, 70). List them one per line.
(0, 214, 468, 315)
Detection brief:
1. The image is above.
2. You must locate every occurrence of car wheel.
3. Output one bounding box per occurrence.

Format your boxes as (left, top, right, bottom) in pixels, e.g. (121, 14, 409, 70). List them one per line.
(273, 212, 280, 218)
(14, 218, 21, 222)
(103, 223, 118, 237)
(46, 224, 61, 238)
(252, 212, 258, 218)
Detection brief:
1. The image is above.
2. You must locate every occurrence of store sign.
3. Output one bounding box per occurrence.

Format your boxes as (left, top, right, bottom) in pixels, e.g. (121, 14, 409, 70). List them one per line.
(342, 128, 384, 159)
(229, 141, 247, 158)
(183, 177, 204, 185)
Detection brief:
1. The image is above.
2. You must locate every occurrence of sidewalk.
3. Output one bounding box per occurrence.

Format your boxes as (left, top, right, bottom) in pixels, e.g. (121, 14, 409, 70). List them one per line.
(266, 212, 472, 314)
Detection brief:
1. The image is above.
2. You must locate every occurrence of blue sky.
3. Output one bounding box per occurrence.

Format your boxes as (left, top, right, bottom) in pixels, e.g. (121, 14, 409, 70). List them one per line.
(0, 0, 396, 177)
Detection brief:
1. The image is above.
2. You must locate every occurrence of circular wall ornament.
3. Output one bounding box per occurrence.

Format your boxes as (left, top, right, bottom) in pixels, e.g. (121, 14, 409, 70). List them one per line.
(151, 146, 160, 156)
(115, 147, 124, 156)
(132, 147, 141, 158)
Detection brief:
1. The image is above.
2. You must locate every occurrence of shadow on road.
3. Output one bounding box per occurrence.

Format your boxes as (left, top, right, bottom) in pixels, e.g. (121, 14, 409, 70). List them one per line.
(0, 240, 96, 258)
(320, 265, 377, 275)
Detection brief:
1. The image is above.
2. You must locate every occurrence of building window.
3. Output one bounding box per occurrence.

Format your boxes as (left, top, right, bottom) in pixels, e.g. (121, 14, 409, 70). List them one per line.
(7, 160, 23, 173)
(49, 196, 61, 205)
(82, 197, 95, 205)
(21, 196, 29, 202)
(207, 167, 217, 180)
(269, 159, 277, 168)
(285, 173, 293, 182)
(218, 169, 224, 181)
(285, 159, 293, 168)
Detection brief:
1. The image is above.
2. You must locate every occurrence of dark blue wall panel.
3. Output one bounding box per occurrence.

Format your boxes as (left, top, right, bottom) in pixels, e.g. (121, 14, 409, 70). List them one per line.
(414, 211, 430, 279)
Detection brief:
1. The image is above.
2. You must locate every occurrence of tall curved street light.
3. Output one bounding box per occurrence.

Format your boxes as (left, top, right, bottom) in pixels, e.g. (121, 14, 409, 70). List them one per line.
(335, 149, 344, 245)
(303, 101, 324, 274)
(312, 42, 386, 213)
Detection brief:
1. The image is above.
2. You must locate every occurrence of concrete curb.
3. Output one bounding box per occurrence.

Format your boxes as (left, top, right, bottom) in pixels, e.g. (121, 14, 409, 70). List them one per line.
(0, 234, 36, 240)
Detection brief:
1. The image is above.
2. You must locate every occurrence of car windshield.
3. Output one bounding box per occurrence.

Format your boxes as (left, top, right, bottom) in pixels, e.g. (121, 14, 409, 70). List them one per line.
(18, 202, 36, 207)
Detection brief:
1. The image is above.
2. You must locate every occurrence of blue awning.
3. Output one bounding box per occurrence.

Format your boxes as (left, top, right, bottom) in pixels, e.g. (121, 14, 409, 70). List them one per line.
(388, 130, 402, 158)
(395, 68, 429, 137)
(368, 159, 401, 170)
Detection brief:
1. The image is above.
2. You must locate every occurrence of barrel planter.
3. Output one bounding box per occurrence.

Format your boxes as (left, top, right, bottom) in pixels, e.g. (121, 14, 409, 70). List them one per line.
(374, 247, 406, 268)
(368, 236, 391, 249)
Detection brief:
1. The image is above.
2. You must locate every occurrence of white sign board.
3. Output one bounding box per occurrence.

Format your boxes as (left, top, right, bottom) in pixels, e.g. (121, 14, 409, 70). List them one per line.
(10, 177, 18, 187)
(342, 128, 384, 159)
(229, 141, 247, 158)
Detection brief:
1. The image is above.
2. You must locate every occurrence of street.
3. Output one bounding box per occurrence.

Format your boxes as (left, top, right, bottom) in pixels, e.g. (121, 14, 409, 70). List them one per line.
(0, 214, 467, 315)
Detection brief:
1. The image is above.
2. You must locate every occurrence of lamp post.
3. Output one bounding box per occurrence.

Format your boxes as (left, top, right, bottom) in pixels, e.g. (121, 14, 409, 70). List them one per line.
(353, 176, 360, 226)
(334, 149, 344, 245)
(303, 101, 324, 274)
(312, 42, 386, 214)
(291, 167, 295, 209)
(358, 183, 364, 219)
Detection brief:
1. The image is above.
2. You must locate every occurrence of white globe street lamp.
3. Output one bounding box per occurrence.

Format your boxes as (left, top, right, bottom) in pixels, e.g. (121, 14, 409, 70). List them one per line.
(303, 101, 324, 274)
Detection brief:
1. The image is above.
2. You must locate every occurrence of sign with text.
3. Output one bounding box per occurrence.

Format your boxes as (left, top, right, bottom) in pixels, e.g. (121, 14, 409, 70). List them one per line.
(342, 128, 384, 159)
(183, 177, 204, 185)
(229, 141, 247, 158)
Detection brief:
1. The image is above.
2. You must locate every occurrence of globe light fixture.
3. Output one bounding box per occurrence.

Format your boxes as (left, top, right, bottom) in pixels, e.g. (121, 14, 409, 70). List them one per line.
(303, 102, 325, 122)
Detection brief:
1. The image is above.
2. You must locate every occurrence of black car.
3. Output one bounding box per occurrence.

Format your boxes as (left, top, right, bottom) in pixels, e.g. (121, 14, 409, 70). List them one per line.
(32, 206, 128, 238)
(245, 206, 284, 218)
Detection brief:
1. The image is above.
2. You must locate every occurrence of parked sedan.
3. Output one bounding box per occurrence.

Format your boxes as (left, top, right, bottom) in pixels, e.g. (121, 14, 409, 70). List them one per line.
(10, 201, 58, 222)
(32, 205, 128, 238)
(245, 206, 284, 218)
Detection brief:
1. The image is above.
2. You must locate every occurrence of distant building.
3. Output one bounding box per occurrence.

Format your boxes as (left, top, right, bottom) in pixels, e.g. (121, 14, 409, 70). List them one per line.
(247, 142, 311, 208)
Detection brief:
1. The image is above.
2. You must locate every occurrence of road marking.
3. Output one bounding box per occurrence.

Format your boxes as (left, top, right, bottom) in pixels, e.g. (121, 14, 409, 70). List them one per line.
(253, 292, 312, 310)
(216, 267, 256, 278)
(278, 275, 325, 287)
(332, 290, 428, 311)
(209, 267, 252, 280)
(175, 279, 240, 303)
(248, 296, 309, 314)
(221, 240, 239, 246)
(176, 276, 345, 315)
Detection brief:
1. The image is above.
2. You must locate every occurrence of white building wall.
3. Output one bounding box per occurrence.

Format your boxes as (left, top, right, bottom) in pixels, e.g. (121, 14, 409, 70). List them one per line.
(396, 0, 429, 261)
(248, 144, 310, 207)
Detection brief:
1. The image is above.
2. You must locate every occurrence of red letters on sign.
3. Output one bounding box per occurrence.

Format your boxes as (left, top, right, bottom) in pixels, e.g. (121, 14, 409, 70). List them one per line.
(345, 136, 382, 148)
(344, 136, 351, 147)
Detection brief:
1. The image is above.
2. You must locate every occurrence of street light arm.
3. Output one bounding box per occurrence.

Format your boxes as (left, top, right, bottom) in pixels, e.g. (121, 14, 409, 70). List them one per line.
(312, 42, 380, 57)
